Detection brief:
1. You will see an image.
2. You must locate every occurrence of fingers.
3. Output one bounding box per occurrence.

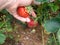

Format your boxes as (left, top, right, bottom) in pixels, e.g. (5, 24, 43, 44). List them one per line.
(30, 8, 37, 18)
(12, 13, 31, 22)
(6, 7, 31, 22)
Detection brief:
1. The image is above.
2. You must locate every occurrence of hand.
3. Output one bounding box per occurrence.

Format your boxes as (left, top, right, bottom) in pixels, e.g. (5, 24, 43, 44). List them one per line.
(5, 0, 54, 22)
(5, 0, 37, 22)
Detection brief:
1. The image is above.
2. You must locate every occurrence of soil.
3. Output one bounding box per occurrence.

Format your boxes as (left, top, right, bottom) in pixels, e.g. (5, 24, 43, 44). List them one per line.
(2, 21, 49, 45)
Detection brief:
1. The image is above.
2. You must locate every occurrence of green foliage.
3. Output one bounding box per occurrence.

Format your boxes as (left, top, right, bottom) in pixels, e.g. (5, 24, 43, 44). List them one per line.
(0, 9, 13, 22)
(33, 1, 60, 45)
(47, 35, 55, 45)
(48, 3, 59, 12)
(44, 19, 60, 33)
(57, 28, 60, 43)
(35, 3, 50, 24)
(0, 0, 60, 45)
(47, 34, 60, 45)
(34, 1, 60, 33)
(43, 13, 60, 33)
(0, 34, 6, 44)
(0, 10, 14, 44)
(35, 0, 50, 2)
(52, 13, 60, 23)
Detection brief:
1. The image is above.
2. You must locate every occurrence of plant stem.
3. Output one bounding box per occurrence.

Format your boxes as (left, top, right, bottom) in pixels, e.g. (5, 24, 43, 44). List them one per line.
(53, 33, 57, 45)
(42, 30, 44, 45)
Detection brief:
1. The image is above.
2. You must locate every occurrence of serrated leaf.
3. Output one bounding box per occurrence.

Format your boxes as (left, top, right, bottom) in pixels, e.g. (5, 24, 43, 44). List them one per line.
(0, 34, 6, 44)
(44, 20, 60, 33)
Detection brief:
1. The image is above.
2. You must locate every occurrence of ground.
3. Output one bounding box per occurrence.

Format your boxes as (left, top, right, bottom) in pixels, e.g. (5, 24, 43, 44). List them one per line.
(2, 21, 49, 45)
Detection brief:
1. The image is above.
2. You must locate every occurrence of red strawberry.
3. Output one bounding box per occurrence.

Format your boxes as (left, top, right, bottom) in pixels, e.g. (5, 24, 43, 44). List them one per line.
(27, 19, 38, 28)
(17, 6, 29, 18)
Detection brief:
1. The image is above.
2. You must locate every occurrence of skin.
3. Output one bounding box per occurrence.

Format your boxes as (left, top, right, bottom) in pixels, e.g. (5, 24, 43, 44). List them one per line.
(0, 0, 55, 22)
(6, 0, 35, 22)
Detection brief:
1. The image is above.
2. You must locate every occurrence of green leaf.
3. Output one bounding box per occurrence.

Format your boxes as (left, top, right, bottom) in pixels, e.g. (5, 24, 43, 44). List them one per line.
(5, 22, 12, 32)
(0, 34, 6, 44)
(57, 28, 60, 43)
(8, 34, 14, 39)
(0, 22, 5, 28)
(0, 30, 6, 34)
(47, 35, 55, 45)
(48, 3, 59, 12)
(52, 13, 60, 23)
(0, 9, 13, 22)
(44, 20, 60, 33)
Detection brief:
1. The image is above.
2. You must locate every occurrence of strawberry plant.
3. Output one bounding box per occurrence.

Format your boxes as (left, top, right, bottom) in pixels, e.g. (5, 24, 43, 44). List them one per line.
(0, 0, 60, 45)
(0, 10, 14, 44)
(33, 0, 60, 45)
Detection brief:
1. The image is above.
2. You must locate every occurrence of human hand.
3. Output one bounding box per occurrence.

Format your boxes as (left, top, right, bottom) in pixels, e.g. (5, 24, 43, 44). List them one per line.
(1, 0, 55, 22)
(5, 0, 37, 22)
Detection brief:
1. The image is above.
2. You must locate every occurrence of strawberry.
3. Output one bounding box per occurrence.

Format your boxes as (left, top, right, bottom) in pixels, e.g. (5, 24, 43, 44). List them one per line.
(17, 6, 29, 18)
(27, 19, 38, 28)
